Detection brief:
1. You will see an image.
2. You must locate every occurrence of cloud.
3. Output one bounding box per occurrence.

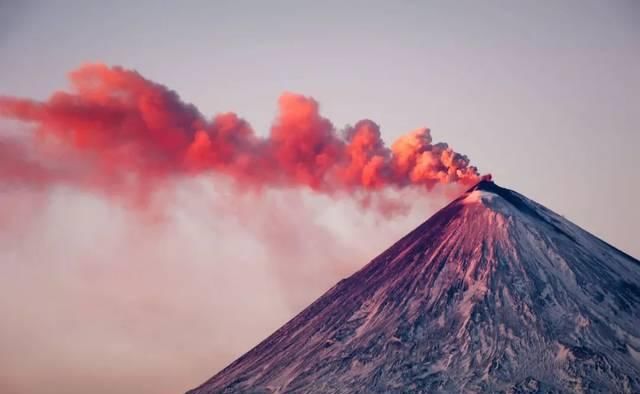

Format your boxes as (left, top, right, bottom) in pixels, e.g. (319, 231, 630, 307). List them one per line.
(0, 63, 480, 210)
(0, 177, 447, 394)
(0, 63, 477, 393)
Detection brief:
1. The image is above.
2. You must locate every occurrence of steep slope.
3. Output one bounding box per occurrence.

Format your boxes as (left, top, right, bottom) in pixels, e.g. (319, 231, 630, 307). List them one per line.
(188, 180, 640, 393)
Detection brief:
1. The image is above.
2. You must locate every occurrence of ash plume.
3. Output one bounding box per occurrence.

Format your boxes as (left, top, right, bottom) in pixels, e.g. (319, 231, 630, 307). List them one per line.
(0, 63, 480, 207)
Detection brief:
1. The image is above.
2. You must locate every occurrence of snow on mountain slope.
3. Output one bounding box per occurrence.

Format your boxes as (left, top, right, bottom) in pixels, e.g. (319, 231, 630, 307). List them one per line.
(188, 180, 640, 393)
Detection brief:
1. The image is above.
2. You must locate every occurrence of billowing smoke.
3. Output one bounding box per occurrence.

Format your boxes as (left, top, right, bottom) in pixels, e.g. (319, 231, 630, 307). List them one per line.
(0, 63, 481, 393)
(0, 63, 479, 207)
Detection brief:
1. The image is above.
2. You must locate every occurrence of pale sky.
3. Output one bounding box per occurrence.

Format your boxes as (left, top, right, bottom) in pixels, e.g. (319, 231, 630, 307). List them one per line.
(2, 0, 638, 255)
(0, 1, 638, 393)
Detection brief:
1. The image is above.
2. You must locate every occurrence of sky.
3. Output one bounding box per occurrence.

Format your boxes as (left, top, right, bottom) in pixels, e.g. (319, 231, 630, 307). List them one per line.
(0, 1, 638, 393)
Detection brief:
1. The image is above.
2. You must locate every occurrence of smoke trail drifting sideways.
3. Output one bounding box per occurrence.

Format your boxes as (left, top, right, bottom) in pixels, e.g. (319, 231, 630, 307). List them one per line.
(0, 63, 480, 203)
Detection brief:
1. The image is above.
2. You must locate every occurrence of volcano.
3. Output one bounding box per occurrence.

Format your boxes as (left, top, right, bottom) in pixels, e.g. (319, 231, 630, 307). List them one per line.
(188, 180, 640, 393)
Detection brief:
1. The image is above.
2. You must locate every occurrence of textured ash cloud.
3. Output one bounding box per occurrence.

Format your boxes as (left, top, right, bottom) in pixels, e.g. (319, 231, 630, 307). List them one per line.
(0, 63, 469, 393)
(0, 63, 480, 212)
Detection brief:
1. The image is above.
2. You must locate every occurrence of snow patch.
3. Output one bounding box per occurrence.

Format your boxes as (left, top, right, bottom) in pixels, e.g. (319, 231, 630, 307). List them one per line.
(462, 190, 500, 205)
(555, 343, 574, 363)
(462, 190, 498, 205)
(627, 345, 640, 362)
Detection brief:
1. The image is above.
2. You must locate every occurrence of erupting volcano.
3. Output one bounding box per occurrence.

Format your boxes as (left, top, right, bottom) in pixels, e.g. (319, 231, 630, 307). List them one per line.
(189, 179, 640, 393)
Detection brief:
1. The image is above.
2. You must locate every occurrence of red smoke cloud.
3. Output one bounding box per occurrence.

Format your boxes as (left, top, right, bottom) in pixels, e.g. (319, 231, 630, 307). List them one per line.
(0, 63, 480, 205)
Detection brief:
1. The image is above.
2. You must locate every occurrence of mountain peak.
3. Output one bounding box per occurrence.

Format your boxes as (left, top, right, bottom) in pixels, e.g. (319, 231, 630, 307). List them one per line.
(458, 177, 551, 226)
(464, 174, 512, 198)
(189, 181, 640, 394)
(467, 174, 496, 192)
(458, 175, 517, 209)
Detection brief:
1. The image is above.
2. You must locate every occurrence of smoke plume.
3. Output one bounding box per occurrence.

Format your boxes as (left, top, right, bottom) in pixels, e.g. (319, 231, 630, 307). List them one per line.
(0, 63, 480, 393)
(0, 63, 479, 207)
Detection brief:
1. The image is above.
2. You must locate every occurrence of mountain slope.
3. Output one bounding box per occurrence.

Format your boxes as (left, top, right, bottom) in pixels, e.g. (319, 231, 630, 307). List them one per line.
(188, 180, 640, 393)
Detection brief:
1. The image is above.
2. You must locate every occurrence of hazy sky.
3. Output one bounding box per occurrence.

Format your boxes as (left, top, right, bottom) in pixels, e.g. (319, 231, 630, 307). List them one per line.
(1, 1, 638, 393)
(2, 0, 638, 254)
